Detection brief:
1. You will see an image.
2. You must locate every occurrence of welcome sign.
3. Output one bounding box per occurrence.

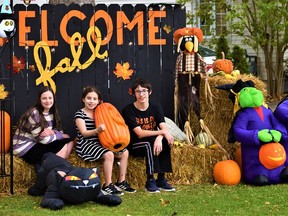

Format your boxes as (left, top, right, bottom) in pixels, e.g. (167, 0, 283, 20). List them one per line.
(1, 3, 185, 136)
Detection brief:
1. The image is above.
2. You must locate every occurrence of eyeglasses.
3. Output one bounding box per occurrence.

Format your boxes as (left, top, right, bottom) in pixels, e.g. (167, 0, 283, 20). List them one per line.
(134, 89, 149, 94)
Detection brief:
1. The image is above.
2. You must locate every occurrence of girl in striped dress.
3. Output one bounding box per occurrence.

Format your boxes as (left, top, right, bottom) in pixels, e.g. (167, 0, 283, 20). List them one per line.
(74, 86, 135, 196)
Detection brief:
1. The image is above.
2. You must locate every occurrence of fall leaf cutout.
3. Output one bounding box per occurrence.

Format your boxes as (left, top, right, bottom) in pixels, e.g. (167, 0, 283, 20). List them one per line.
(113, 62, 134, 80)
(163, 25, 172, 34)
(0, 84, 8, 99)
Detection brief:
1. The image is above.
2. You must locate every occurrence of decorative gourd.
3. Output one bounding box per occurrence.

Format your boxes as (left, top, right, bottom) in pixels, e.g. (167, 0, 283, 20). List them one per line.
(234, 146, 242, 171)
(259, 142, 286, 170)
(195, 131, 212, 148)
(213, 160, 241, 185)
(213, 52, 234, 74)
(164, 117, 187, 141)
(94, 103, 130, 152)
(0, 111, 10, 153)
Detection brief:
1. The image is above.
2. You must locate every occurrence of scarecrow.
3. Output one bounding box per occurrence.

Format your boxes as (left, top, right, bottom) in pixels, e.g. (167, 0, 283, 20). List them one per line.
(218, 79, 288, 185)
(173, 27, 214, 145)
(28, 152, 122, 210)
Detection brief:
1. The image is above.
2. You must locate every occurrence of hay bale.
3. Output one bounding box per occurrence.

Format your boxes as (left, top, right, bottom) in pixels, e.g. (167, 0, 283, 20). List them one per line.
(0, 146, 230, 193)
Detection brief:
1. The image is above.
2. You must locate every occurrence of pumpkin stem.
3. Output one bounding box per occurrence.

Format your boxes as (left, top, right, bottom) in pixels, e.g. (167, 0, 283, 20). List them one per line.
(221, 52, 225, 59)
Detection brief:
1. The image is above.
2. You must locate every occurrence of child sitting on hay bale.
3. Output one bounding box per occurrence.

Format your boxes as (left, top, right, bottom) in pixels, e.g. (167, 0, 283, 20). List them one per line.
(122, 78, 175, 193)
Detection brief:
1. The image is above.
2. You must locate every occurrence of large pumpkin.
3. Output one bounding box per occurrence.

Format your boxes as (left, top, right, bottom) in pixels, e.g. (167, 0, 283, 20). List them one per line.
(259, 142, 286, 170)
(94, 103, 130, 152)
(0, 111, 10, 153)
(213, 52, 234, 74)
(213, 160, 241, 185)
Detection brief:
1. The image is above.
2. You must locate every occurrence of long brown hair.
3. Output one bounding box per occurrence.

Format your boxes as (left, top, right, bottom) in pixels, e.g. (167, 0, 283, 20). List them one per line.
(14, 86, 62, 136)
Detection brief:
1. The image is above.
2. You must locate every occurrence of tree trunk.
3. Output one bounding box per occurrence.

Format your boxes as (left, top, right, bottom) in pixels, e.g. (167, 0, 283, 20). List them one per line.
(49, 0, 95, 5)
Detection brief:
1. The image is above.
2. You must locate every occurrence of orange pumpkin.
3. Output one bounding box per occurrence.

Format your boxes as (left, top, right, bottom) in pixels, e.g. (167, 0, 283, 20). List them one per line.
(234, 145, 242, 171)
(0, 111, 10, 153)
(213, 160, 241, 185)
(259, 142, 286, 170)
(94, 103, 130, 152)
(213, 52, 234, 74)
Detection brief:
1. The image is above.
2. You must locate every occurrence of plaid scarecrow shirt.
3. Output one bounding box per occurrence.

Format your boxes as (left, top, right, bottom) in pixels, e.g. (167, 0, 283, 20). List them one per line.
(175, 52, 206, 84)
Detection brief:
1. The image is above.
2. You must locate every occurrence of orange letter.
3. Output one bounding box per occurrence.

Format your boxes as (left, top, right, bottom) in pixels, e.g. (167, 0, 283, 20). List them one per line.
(116, 11, 144, 45)
(148, 11, 166, 45)
(60, 10, 86, 45)
(18, 11, 36, 46)
(41, 10, 58, 46)
(90, 10, 113, 45)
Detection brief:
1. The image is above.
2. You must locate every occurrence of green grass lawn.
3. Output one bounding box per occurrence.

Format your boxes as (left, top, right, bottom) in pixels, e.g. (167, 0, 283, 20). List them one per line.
(1, 184, 288, 216)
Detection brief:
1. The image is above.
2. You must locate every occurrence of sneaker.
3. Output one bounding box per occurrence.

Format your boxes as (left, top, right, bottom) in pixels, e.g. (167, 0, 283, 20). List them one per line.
(156, 178, 175, 192)
(145, 178, 160, 193)
(101, 183, 124, 196)
(115, 180, 136, 193)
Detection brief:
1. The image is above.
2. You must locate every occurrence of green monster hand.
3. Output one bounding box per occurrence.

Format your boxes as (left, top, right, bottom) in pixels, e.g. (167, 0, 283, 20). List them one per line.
(258, 129, 273, 143)
(269, 129, 282, 142)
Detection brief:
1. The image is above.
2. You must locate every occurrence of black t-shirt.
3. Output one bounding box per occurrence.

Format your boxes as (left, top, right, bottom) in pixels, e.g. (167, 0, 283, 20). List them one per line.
(122, 102, 165, 143)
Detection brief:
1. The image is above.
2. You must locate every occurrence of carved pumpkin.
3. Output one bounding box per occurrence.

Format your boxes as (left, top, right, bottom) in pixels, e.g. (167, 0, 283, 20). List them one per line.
(213, 160, 241, 185)
(94, 103, 130, 152)
(0, 111, 10, 153)
(213, 52, 234, 74)
(259, 142, 286, 170)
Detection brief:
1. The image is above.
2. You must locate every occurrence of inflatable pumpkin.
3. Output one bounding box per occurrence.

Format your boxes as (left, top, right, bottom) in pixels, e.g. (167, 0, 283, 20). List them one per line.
(259, 142, 286, 170)
(0, 111, 10, 153)
(213, 160, 241, 185)
(94, 103, 130, 152)
(213, 52, 234, 74)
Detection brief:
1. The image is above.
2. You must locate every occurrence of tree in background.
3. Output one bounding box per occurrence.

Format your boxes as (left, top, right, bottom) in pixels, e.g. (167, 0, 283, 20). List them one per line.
(215, 35, 231, 60)
(231, 45, 249, 74)
(178, 0, 288, 97)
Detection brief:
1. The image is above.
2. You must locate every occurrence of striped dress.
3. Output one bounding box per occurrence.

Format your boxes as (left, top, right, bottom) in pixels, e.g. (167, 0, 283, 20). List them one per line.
(74, 109, 109, 161)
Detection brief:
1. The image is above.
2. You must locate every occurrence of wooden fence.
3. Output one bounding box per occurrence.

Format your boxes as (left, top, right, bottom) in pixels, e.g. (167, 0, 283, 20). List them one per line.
(0, 3, 186, 137)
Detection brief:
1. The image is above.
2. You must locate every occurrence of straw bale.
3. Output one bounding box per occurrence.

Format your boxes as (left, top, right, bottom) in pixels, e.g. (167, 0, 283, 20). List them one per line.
(0, 145, 231, 193)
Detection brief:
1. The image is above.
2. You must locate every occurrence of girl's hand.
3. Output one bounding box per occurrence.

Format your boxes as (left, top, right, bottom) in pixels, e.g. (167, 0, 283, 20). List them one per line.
(40, 128, 54, 137)
(95, 123, 106, 134)
(62, 133, 70, 138)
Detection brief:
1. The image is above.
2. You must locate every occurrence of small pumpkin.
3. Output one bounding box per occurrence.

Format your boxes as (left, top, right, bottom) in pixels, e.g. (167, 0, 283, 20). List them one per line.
(94, 102, 130, 152)
(213, 160, 241, 185)
(195, 131, 212, 148)
(213, 52, 234, 74)
(259, 142, 286, 170)
(0, 111, 10, 153)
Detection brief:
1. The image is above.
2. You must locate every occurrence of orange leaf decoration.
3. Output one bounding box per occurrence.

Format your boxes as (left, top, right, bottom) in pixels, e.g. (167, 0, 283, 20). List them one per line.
(6, 56, 25, 74)
(113, 62, 134, 80)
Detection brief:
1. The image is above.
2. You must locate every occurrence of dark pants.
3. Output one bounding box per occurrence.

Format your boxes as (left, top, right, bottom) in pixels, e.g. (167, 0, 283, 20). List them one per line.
(21, 138, 72, 165)
(177, 73, 201, 130)
(129, 137, 172, 175)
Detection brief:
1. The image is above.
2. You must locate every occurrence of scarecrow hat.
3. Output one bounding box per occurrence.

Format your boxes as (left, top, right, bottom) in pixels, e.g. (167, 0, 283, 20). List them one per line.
(173, 27, 204, 53)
